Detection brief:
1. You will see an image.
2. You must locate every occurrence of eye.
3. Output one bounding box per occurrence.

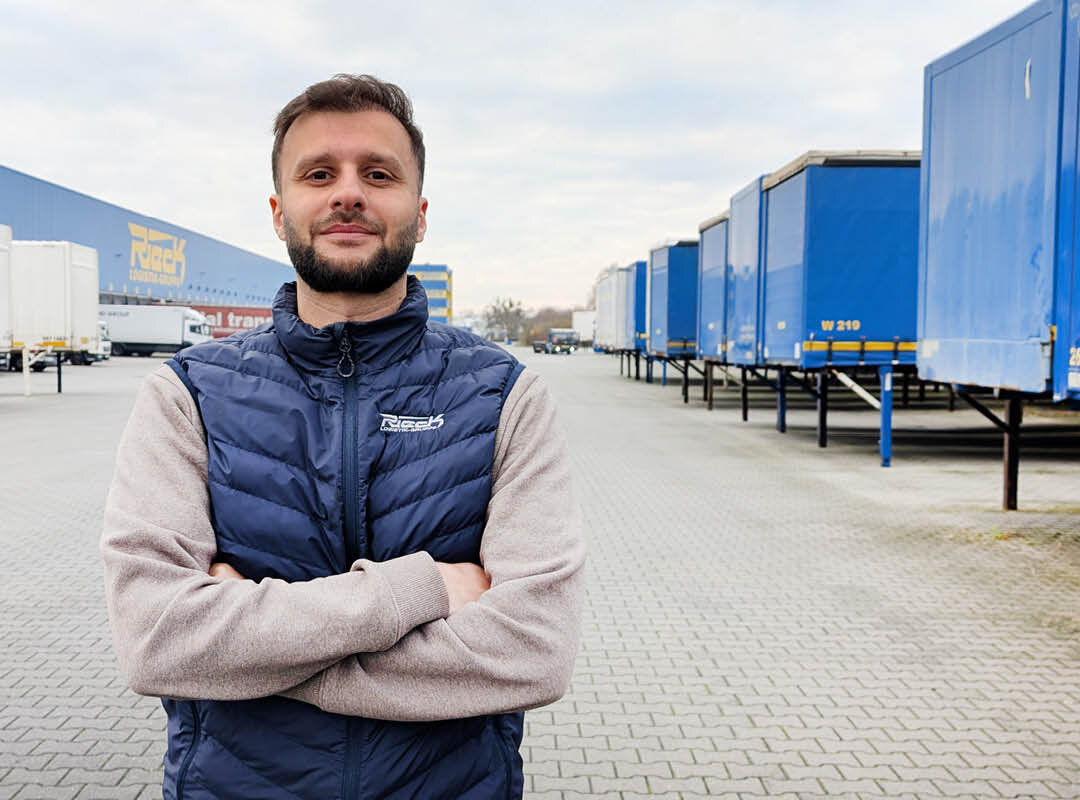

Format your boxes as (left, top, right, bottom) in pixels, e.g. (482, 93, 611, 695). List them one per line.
(367, 169, 391, 182)
(306, 169, 332, 182)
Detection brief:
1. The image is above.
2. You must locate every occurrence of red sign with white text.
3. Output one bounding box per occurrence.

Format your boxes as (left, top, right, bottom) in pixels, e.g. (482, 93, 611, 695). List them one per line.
(192, 305, 273, 338)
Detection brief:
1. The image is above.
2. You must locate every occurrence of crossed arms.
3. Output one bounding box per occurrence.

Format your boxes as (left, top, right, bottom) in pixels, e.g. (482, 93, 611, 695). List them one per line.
(101, 366, 585, 722)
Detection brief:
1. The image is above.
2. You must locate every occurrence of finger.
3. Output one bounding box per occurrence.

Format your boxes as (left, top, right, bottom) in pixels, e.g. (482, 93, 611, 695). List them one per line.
(209, 562, 245, 580)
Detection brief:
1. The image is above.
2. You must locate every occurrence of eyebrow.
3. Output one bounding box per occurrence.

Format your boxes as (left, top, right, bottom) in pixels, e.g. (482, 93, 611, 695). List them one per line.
(291, 150, 406, 178)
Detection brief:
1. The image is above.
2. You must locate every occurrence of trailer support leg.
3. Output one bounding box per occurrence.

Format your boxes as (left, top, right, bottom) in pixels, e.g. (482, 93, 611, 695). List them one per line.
(879, 365, 893, 467)
(56, 351, 62, 394)
(777, 367, 787, 433)
(661, 359, 667, 387)
(740, 366, 748, 421)
(706, 362, 714, 411)
(681, 359, 689, 404)
(22, 346, 30, 398)
(635, 352, 641, 381)
(702, 360, 708, 403)
(817, 370, 828, 448)
(1003, 397, 1022, 511)
(948, 385, 956, 412)
(901, 370, 909, 408)
(918, 380, 926, 403)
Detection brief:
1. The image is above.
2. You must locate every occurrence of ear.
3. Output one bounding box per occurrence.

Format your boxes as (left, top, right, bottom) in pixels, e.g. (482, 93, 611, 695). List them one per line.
(269, 194, 287, 242)
(415, 197, 429, 243)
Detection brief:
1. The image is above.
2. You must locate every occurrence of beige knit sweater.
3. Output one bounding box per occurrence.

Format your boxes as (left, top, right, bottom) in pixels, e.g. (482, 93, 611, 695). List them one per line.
(101, 364, 585, 722)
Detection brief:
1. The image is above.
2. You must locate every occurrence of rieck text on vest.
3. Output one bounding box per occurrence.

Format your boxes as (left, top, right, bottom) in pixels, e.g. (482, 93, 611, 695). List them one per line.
(378, 413, 445, 433)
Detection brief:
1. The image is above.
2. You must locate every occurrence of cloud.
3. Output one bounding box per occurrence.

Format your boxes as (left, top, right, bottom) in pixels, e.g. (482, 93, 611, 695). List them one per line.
(0, 0, 1022, 311)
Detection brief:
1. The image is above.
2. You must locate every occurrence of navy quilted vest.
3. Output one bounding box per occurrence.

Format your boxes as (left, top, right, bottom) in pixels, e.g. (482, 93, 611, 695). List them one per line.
(162, 278, 525, 800)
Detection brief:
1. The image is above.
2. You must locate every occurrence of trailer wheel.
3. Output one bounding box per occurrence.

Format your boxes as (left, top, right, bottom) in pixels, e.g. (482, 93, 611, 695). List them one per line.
(111, 343, 126, 356)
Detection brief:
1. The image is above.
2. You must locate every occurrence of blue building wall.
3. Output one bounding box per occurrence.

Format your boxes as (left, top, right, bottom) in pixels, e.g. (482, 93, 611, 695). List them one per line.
(408, 264, 453, 323)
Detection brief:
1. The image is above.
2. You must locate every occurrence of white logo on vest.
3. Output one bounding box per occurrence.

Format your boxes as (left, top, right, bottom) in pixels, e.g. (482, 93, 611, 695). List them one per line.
(379, 413, 445, 433)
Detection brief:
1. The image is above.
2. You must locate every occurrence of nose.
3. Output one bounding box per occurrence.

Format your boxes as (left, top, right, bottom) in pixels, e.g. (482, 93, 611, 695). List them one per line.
(328, 172, 366, 211)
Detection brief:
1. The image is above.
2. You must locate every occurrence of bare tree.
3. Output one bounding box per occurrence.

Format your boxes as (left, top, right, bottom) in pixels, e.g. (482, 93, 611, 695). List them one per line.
(483, 297, 526, 341)
(523, 307, 573, 344)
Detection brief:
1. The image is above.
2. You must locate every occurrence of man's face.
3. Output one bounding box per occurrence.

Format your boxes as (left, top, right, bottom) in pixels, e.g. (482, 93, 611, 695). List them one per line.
(270, 109, 428, 294)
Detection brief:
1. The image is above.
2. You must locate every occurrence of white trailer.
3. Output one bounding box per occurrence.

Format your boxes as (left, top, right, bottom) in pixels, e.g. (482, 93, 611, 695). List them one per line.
(100, 304, 212, 356)
(571, 310, 596, 345)
(8, 240, 100, 368)
(593, 269, 617, 350)
(611, 266, 634, 351)
(0, 224, 11, 355)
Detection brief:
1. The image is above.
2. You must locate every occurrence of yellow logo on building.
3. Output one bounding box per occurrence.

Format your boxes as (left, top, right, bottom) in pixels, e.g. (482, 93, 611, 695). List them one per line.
(128, 223, 186, 287)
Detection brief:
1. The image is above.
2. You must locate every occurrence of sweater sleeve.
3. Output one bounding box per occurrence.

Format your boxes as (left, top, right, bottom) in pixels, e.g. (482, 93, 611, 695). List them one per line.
(101, 364, 450, 701)
(281, 367, 587, 721)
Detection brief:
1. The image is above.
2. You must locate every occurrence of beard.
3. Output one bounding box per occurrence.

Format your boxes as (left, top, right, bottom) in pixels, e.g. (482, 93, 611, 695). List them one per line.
(285, 213, 417, 294)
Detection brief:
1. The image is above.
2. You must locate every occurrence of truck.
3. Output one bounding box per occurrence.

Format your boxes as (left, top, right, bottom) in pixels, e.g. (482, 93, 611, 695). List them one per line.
(546, 328, 580, 354)
(99, 304, 212, 356)
(93, 318, 112, 361)
(5, 239, 100, 370)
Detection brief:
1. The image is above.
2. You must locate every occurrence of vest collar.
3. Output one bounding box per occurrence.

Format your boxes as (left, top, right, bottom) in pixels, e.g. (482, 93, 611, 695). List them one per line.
(272, 277, 430, 375)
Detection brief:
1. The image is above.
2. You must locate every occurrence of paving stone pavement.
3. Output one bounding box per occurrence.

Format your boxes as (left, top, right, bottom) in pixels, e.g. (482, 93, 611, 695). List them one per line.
(1, 350, 1078, 799)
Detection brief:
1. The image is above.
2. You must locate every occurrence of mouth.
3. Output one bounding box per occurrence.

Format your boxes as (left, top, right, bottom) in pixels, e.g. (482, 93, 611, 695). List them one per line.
(320, 223, 378, 241)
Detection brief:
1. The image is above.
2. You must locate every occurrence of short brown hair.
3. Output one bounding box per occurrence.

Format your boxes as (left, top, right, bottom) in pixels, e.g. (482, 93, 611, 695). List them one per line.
(272, 73, 425, 192)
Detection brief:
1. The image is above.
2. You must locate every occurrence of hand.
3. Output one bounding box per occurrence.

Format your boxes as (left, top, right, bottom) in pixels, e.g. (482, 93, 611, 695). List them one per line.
(209, 562, 246, 581)
(435, 562, 490, 614)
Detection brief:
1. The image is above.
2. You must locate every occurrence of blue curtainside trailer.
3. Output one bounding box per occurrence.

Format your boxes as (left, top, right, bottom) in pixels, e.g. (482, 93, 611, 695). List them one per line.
(648, 241, 699, 357)
(761, 151, 921, 369)
(697, 212, 729, 361)
(758, 150, 921, 464)
(644, 241, 700, 401)
(918, 0, 1080, 400)
(726, 177, 766, 366)
(918, 0, 1080, 508)
(627, 260, 648, 353)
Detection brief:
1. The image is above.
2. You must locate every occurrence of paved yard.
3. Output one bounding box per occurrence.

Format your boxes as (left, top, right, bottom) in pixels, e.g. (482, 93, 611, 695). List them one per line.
(1, 350, 1078, 799)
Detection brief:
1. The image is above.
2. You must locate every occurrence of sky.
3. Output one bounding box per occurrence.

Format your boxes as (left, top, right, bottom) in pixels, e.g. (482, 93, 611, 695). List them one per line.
(1, 0, 1024, 314)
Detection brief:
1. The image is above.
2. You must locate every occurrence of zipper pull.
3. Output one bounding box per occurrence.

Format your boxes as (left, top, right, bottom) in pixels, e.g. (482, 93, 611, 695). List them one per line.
(337, 336, 355, 378)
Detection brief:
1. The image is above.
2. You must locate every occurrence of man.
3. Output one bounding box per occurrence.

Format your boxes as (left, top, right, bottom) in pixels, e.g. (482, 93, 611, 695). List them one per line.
(102, 74, 585, 800)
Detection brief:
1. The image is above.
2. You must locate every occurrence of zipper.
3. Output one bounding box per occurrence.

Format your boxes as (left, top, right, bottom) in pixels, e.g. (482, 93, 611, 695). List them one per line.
(338, 332, 366, 798)
(338, 335, 361, 562)
(175, 701, 200, 800)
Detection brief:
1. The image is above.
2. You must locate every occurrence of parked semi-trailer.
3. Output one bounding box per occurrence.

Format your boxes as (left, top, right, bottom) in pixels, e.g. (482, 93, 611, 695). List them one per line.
(0, 224, 11, 358)
(6, 239, 100, 369)
(99, 304, 212, 356)
(571, 310, 596, 346)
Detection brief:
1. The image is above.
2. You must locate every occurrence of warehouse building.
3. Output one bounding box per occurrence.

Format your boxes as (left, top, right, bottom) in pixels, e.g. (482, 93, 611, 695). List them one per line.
(407, 264, 453, 325)
(0, 165, 455, 335)
(0, 165, 292, 309)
